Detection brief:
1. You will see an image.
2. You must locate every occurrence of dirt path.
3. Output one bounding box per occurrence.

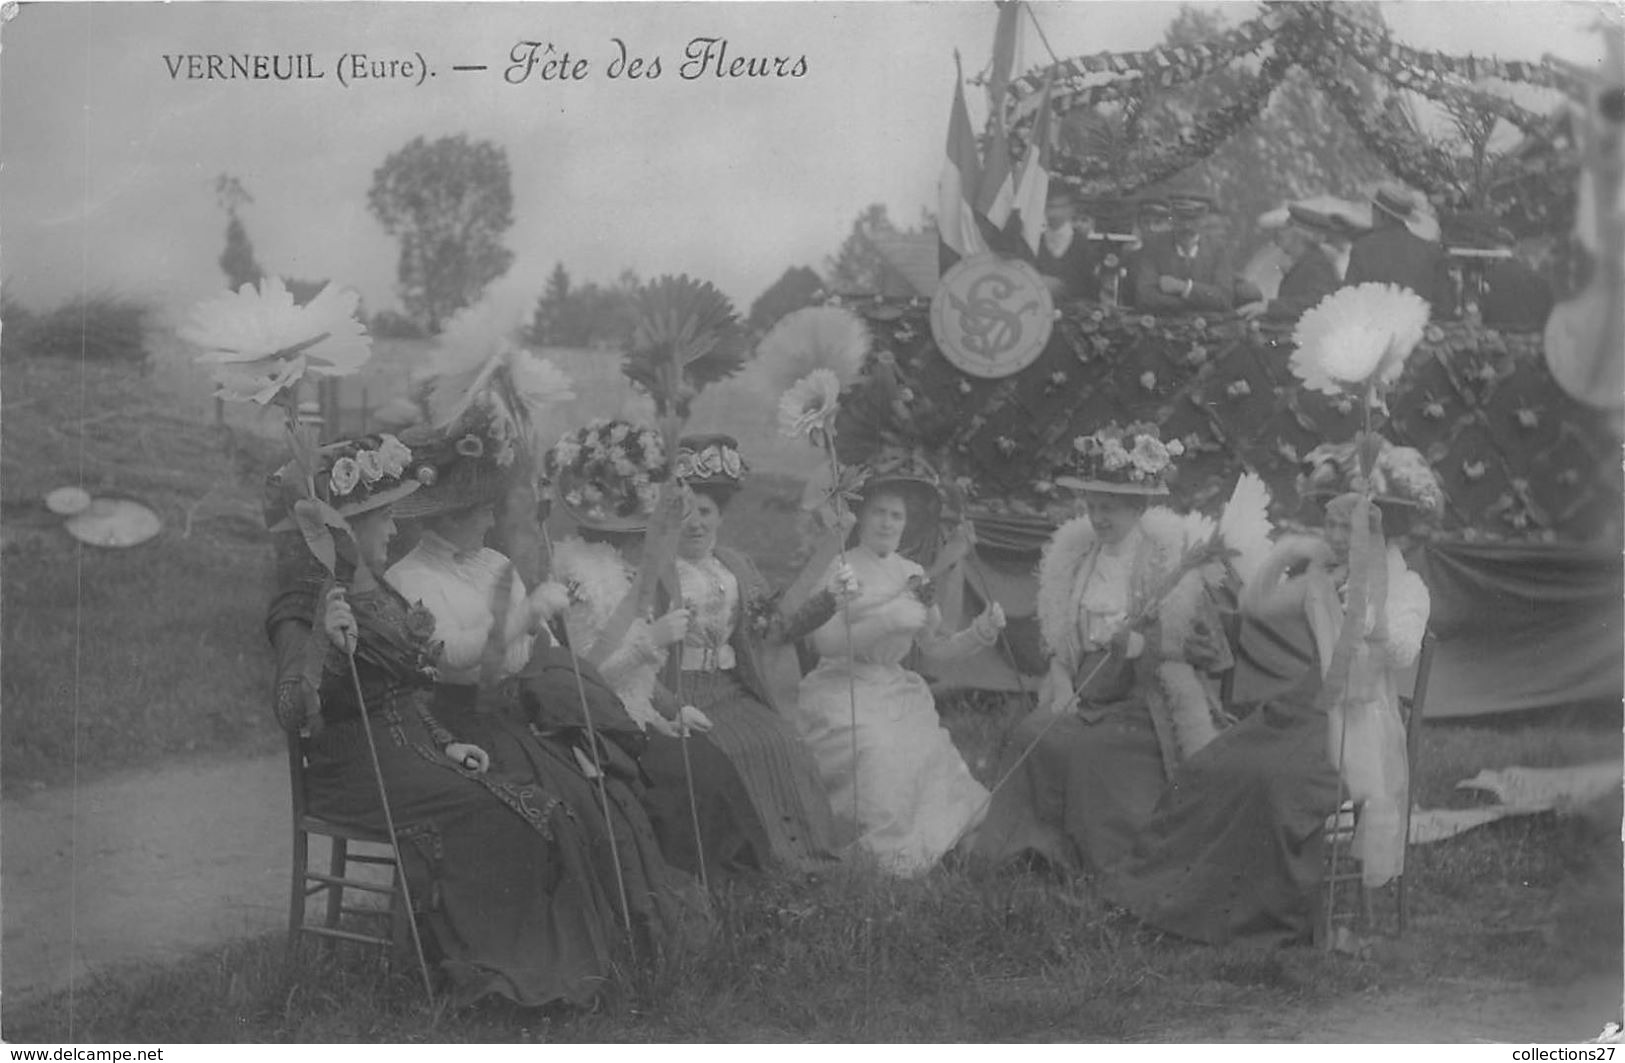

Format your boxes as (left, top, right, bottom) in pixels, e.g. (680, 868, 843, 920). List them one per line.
(3, 752, 1619, 1041)
(2, 753, 300, 1003)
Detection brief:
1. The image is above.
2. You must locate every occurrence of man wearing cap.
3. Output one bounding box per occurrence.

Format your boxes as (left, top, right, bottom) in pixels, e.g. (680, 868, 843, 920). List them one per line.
(1343, 184, 1456, 317)
(1240, 203, 1361, 321)
(1132, 185, 1238, 314)
(1034, 186, 1100, 302)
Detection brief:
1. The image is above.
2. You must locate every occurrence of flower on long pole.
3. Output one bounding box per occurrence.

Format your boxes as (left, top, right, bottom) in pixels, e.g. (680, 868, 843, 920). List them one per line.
(182, 276, 374, 574)
(778, 369, 864, 837)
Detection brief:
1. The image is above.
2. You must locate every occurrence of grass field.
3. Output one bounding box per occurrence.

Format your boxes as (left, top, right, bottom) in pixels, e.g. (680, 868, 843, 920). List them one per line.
(4, 339, 1620, 1042)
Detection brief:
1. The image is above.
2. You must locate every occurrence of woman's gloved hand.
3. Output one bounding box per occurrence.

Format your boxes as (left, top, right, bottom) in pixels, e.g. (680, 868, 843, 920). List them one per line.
(973, 602, 1007, 642)
(676, 704, 714, 736)
(445, 742, 490, 774)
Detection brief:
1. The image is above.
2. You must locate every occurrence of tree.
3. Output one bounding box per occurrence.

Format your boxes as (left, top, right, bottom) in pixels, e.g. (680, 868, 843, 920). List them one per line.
(748, 266, 824, 330)
(214, 174, 263, 291)
(824, 203, 909, 295)
(527, 263, 639, 349)
(367, 134, 516, 334)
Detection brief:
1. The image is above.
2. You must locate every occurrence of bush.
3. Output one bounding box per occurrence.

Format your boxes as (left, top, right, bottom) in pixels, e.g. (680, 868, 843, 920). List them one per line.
(1, 292, 151, 366)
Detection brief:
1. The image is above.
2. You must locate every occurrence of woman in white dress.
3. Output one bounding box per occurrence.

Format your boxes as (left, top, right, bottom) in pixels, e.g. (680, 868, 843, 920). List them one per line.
(793, 456, 1007, 876)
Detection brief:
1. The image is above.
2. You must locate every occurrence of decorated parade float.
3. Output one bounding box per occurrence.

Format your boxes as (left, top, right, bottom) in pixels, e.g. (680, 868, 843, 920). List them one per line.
(825, 1, 1624, 716)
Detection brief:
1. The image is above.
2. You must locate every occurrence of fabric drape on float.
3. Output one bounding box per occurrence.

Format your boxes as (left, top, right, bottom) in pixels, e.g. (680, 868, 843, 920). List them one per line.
(1416, 540, 1623, 717)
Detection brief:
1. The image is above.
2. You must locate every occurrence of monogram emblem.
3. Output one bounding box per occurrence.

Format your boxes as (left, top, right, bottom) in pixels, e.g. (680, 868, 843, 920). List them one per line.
(930, 254, 1054, 379)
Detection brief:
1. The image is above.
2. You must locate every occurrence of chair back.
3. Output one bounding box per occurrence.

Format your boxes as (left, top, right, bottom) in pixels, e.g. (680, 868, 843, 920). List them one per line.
(1402, 630, 1437, 775)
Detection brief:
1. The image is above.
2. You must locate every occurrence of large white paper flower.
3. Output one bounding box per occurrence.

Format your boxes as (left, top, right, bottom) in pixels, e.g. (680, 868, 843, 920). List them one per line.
(758, 305, 870, 393)
(182, 277, 371, 404)
(1290, 283, 1430, 396)
(778, 369, 842, 440)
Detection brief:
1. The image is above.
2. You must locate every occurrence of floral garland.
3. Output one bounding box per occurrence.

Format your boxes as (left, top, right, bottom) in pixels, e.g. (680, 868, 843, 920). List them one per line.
(1048, 48, 1293, 198)
(1004, 4, 1285, 110)
(546, 420, 670, 524)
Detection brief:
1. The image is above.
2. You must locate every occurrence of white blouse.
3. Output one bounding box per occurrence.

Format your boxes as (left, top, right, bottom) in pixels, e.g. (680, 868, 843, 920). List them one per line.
(675, 554, 738, 672)
(385, 531, 535, 685)
(1072, 528, 1140, 651)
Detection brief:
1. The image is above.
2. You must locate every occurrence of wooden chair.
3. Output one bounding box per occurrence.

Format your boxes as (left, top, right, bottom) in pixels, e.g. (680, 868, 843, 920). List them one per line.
(1322, 629, 1438, 944)
(286, 730, 411, 960)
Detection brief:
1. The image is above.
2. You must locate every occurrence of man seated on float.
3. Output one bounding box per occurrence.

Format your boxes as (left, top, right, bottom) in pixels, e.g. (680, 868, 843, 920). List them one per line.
(1133, 182, 1239, 314)
(1240, 202, 1364, 322)
(1034, 185, 1100, 303)
(1343, 184, 1456, 318)
(1442, 211, 1556, 331)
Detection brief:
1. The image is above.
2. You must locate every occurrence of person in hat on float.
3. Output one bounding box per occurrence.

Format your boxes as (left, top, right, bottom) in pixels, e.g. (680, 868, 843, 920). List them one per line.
(790, 453, 1007, 876)
(1035, 185, 1100, 302)
(544, 419, 775, 879)
(1240, 201, 1366, 321)
(1102, 468, 1431, 948)
(656, 434, 854, 869)
(970, 423, 1232, 877)
(1133, 180, 1239, 313)
(1343, 183, 1456, 317)
(265, 435, 698, 1008)
(1442, 210, 1555, 330)
(1119, 196, 1172, 310)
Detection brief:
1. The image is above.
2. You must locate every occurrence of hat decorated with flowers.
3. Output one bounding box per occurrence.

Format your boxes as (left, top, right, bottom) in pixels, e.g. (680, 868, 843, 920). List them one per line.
(547, 419, 670, 533)
(267, 432, 424, 531)
(675, 434, 748, 491)
(390, 402, 518, 521)
(1057, 421, 1182, 496)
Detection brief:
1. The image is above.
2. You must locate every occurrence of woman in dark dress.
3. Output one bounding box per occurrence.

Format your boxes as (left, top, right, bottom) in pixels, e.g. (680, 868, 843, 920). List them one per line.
(1099, 532, 1346, 946)
(266, 435, 700, 1008)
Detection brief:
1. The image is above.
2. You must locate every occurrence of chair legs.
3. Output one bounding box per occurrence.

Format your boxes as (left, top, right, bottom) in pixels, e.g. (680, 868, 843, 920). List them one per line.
(324, 836, 350, 931)
(288, 826, 413, 964)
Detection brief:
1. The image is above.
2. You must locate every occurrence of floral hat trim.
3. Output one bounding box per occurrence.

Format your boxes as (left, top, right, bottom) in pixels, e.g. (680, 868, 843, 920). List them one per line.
(675, 435, 748, 487)
(1057, 421, 1183, 495)
(267, 432, 425, 531)
(390, 403, 520, 520)
(859, 450, 943, 496)
(547, 419, 669, 531)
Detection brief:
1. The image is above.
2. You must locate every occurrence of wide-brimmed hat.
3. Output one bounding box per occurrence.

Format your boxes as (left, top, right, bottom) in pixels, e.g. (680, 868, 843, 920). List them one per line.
(1162, 176, 1216, 219)
(1372, 184, 1421, 223)
(267, 432, 424, 532)
(1136, 196, 1172, 220)
(1286, 204, 1365, 241)
(390, 407, 518, 521)
(1056, 422, 1181, 496)
(547, 419, 670, 533)
(675, 434, 748, 492)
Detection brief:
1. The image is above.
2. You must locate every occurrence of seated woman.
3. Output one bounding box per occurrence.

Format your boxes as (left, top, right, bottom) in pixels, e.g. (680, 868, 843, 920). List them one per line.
(971, 424, 1229, 877)
(792, 454, 1007, 876)
(1101, 489, 1430, 946)
(666, 434, 848, 868)
(544, 421, 773, 879)
(264, 436, 693, 1009)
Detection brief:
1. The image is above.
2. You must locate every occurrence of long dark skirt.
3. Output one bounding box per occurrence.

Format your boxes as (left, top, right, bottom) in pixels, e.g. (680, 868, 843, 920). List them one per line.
(302, 697, 698, 1008)
(971, 653, 1167, 876)
(680, 669, 844, 870)
(639, 728, 773, 881)
(1100, 691, 1341, 947)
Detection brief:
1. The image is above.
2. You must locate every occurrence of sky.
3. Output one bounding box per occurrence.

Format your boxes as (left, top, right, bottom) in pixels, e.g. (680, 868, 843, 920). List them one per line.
(1, 0, 1614, 324)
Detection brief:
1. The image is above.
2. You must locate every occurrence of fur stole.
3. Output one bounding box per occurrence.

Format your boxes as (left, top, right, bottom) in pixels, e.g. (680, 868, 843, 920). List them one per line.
(549, 537, 633, 636)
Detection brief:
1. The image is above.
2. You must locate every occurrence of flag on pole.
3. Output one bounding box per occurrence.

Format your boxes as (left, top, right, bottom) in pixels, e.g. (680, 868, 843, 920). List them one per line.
(975, 0, 1022, 230)
(1010, 72, 1056, 256)
(939, 52, 988, 272)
